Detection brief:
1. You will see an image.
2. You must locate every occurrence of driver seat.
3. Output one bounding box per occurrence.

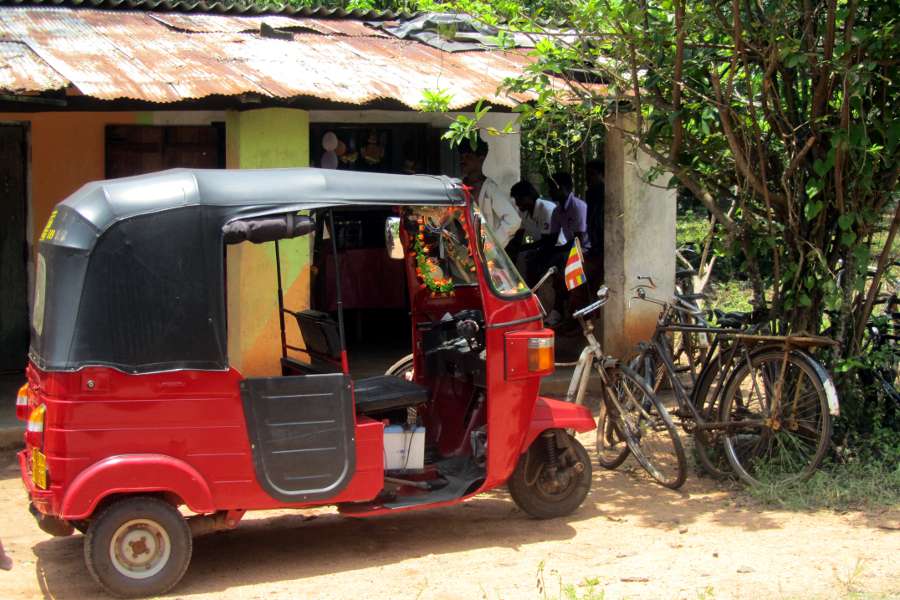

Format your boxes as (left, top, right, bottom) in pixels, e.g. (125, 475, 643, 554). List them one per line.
(354, 375, 429, 416)
(292, 310, 428, 416)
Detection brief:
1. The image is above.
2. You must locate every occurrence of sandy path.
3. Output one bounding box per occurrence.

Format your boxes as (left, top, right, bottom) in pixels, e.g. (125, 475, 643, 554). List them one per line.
(0, 450, 897, 600)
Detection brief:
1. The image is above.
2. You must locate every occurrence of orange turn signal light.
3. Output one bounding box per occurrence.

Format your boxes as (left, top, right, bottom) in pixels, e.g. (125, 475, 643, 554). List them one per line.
(16, 383, 31, 421)
(527, 337, 554, 372)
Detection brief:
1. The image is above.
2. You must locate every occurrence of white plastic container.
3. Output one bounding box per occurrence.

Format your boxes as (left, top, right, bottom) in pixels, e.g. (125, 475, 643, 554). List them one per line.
(383, 425, 425, 471)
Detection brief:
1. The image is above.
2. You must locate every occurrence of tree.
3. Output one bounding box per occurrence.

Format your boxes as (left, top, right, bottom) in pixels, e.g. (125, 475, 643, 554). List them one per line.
(439, 1, 898, 357)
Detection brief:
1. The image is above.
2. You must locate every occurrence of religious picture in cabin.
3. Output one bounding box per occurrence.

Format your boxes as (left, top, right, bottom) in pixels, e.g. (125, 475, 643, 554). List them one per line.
(320, 131, 339, 169)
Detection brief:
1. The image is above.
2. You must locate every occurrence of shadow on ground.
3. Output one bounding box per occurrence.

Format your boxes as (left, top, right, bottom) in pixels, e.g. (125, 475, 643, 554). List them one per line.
(27, 459, 790, 599)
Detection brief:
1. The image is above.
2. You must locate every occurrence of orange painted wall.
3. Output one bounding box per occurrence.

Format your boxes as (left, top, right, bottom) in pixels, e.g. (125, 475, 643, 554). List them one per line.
(0, 112, 137, 245)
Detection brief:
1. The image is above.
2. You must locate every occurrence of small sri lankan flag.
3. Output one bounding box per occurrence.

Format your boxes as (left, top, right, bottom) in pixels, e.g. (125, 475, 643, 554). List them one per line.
(564, 238, 587, 291)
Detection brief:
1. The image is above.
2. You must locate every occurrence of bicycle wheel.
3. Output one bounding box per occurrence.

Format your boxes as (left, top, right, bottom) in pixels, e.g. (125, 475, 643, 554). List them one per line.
(688, 355, 733, 479)
(719, 349, 831, 486)
(602, 364, 687, 489)
(594, 397, 630, 469)
(636, 345, 731, 480)
(385, 353, 415, 381)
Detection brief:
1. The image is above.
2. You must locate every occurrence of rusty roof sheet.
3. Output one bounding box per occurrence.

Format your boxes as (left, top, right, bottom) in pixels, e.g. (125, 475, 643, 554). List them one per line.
(0, 0, 413, 19)
(147, 13, 387, 37)
(0, 39, 66, 92)
(0, 7, 531, 107)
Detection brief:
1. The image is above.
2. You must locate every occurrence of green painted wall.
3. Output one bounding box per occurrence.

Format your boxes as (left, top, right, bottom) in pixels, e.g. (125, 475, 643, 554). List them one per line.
(226, 108, 310, 169)
(225, 108, 312, 376)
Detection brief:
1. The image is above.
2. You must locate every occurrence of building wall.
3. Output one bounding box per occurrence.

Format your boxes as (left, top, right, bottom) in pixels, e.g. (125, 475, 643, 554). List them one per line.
(0, 112, 139, 257)
(1, 108, 521, 377)
(225, 108, 311, 377)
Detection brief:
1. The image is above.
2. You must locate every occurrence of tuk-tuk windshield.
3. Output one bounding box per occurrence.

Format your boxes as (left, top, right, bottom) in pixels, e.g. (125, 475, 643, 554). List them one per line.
(405, 207, 478, 286)
(474, 206, 529, 297)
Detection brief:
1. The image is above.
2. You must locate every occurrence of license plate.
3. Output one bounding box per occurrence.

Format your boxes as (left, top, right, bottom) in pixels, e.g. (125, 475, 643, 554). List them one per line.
(31, 449, 47, 490)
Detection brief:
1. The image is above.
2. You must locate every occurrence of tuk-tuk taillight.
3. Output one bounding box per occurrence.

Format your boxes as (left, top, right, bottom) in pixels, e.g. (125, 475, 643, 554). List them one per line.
(26, 404, 46, 447)
(16, 383, 31, 421)
(528, 337, 554, 372)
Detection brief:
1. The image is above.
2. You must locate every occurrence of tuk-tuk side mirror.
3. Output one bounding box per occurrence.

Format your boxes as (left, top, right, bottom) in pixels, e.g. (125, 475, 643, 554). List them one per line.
(385, 216, 403, 259)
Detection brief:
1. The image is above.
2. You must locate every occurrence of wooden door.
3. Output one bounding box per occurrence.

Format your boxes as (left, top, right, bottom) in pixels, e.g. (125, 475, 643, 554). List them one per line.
(0, 124, 29, 371)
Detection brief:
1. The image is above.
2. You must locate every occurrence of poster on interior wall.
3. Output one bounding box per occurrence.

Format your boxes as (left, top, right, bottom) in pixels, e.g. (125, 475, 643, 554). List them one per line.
(314, 126, 394, 172)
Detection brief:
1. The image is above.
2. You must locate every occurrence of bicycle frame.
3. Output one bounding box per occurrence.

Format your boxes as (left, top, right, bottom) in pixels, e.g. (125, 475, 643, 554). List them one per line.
(564, 316, 610, 408)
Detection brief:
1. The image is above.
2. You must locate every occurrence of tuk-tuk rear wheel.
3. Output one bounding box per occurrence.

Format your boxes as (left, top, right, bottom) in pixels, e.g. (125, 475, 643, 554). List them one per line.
(84, 496, 192, 598)
(508, 432, 592, 519)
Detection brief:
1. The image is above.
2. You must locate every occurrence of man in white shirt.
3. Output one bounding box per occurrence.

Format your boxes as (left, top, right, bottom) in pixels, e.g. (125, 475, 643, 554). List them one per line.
(512, 180, 557, 243)
(460, 139, 521, 247)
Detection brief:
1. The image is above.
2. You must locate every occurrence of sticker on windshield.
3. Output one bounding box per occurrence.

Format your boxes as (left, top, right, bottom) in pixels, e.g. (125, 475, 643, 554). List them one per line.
(39, 210, 59, 241)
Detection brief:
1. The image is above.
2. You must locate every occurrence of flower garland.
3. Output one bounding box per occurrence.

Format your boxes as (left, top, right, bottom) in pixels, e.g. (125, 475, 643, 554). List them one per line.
(411, 219, 454, 294)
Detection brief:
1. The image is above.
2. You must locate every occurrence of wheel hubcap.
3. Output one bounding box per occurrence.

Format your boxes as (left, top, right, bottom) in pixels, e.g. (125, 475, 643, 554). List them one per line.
(109, 519, 171, 579)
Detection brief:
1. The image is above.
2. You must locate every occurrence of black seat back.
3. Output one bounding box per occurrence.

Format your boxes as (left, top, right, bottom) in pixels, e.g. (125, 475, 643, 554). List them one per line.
(293, 309, 341, 370)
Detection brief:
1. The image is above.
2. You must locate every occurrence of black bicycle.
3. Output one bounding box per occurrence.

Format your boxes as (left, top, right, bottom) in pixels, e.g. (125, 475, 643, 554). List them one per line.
(622, 277, 840, 487)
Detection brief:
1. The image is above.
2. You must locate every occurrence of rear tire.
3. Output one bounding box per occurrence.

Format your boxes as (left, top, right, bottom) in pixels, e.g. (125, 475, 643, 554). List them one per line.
(720, 349, 831, 486)
(509, 432, 592, 519)
(85, 496, 192, 598)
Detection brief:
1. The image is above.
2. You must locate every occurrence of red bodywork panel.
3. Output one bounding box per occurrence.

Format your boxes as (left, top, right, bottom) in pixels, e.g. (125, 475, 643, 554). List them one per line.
(22, 365, 384, 519)
(522, 397, 596, 450)
(504, 329, 555, 381)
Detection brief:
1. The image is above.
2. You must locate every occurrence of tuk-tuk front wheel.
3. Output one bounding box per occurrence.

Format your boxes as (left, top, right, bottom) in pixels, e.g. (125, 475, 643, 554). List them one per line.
(84, 496, 192, 598)
(508, 431, 592, 519)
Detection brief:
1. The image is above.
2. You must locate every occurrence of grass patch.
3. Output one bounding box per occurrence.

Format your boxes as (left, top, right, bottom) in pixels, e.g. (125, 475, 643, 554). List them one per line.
(746, 459, 900, 511)
(707, 280, 755, 313)
(677, 209, 712, 249)
(536, 563, 606, 600)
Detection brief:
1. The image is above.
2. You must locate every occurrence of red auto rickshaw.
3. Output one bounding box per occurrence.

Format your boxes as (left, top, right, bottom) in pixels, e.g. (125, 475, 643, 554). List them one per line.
(17, 167, 595, 597)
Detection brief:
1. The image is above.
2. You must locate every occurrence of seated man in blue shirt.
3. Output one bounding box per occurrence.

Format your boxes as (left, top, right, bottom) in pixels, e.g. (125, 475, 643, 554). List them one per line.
(546, 172, 589, 325)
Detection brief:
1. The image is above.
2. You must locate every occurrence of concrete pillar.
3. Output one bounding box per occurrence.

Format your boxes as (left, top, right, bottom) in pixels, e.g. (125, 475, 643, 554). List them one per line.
(603, 112, 676, 359)
(225, 108, 310, 377)
(478, 112, 521, 196)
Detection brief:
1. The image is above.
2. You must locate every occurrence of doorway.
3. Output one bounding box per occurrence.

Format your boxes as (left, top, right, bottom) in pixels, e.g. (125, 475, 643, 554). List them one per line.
(0, 124, 29, 371)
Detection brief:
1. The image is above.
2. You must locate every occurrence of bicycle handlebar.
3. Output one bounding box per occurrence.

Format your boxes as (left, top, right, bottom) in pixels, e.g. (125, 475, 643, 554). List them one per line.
(573, 298, 607, 320)
(573, 286, 611, 320)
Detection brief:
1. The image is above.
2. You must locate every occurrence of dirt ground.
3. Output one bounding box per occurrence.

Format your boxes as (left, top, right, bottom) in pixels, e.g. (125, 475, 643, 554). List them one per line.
(0, 446, 897, 600)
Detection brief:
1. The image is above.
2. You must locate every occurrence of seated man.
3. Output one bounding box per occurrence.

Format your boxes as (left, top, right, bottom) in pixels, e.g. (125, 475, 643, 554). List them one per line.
(547, 172, 589, 325)
(509, 180, 561, 284)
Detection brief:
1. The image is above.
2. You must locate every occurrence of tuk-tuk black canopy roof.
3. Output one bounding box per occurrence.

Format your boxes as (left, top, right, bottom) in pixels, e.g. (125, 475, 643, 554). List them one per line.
(31, 168, 465, 373)
(65, 168, 465, 240)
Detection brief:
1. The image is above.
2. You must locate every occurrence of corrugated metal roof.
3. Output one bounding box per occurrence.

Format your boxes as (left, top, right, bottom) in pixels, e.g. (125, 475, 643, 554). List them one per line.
(0, 0, 413, 19)
(147, 13, 388, 36)
(0, 39, 66, 91)
(0, 7, 532, 107)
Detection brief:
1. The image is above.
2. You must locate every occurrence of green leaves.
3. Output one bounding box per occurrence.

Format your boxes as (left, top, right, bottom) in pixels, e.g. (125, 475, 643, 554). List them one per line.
(838, 214, 854, 230)
(805, 200, 824, 221)
(420, 88, 453, 113)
